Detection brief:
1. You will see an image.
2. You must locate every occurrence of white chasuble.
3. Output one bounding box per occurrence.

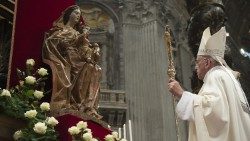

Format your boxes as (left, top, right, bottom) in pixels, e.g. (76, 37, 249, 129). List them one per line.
(176, 66, 250, 141)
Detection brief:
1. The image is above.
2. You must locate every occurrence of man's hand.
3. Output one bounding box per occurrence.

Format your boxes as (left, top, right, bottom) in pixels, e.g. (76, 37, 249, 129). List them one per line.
(168, 79, 184, 98)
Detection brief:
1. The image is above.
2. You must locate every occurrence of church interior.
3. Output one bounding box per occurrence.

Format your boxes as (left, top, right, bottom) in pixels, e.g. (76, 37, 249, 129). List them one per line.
(0, 0, 249, 141)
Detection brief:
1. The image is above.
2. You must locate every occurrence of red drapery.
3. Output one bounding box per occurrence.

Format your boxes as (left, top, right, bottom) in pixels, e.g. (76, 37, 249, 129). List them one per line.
(9, 0, 75, 86)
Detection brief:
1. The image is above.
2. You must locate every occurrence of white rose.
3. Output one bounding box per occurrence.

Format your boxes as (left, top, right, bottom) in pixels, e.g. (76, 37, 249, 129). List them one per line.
(40, 102, 50, 111)
(104, 134, 114, 141)
(112, 131, 119, 139)
(85, 128, 92, 133)
(25, 76, 36, 85)
(26, 59, 35, 66)
(24, 110, 37, 118)
(68, 126, 80, 135)
(82, 132, 93, 141)
(76, 121, 87, 129)
(47, 117, 59, 126)
(0, 89, 11, 97)
(34, 90, 44, 99)
(120, 139, 127, 141)
(38, 68, 48, 76)
(13, 130, 22, 140)
(91, 138, 98, 141)
(33, 122, 47, 134)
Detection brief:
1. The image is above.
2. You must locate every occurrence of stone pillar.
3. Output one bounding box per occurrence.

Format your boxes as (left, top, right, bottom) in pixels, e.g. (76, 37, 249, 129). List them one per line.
(123, 20, 180, 141)
(122, 0, 190, 140)
(101, 44, 108, 89)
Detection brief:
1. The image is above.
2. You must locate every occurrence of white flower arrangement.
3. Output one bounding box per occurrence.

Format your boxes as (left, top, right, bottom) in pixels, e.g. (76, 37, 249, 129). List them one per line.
(16, 102, 59, 140)
(25, 76, 36, 85)
(68, 126, 81, 135)
(68, 121, 127, 141)
(112, 131, 119, 140)
(82, 132, 93, 140)
(85, 128, 92, 133)
(68, 121, 99, 141)
(13, 130, 23, 140)
(104, 131, 127, 141)
(47, 117, 59, 127)
(26, 59, 35, 66)
(0, 59, 59, 140)
(40, 102, 50, 111)
(0, 89, 11, 97)
(105, 134, 115, 141)
(33, 90, 44, 99)
(38, 68, 48, 76)
(33, 122, 47, 134)
(24, 110, 38, 119)
(91, 138, 98, 141)
(2, 58, 128, 141)
(77, 121, 88, 129)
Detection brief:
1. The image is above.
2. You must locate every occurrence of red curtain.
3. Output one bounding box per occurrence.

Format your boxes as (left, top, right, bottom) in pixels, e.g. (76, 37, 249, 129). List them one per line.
(9, 0, 75, 86)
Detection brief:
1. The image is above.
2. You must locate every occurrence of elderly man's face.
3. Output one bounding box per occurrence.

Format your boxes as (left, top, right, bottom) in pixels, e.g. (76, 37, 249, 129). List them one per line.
(195, 55, 210, 80)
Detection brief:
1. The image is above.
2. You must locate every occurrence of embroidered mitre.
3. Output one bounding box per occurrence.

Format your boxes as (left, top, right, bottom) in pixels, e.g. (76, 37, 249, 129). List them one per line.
(197, 26, 226, 59)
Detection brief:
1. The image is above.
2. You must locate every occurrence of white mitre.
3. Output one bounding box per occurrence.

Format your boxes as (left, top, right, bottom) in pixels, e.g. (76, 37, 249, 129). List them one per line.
(197, 27, 236, 74)
(197, 26, 226, 61)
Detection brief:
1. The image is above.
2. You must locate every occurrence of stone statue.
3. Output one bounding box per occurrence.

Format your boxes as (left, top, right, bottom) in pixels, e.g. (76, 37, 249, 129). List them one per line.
(42, 5, 102, 119)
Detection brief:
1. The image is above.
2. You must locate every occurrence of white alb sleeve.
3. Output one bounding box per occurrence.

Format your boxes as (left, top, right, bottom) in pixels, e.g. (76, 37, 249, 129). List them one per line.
(176, 91, 198, 121)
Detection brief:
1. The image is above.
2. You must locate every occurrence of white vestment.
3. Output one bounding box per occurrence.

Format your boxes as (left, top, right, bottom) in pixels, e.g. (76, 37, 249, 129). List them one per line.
(176, 66, 250, 141)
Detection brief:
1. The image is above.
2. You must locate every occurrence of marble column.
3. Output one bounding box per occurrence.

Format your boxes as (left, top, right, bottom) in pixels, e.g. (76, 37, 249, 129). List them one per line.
(101, 44, 108, 89)
(123, 20, 179, 141)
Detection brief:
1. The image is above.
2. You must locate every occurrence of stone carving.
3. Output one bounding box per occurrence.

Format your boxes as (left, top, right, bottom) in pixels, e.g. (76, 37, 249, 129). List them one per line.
(81, 5, 115, 33)
(122, 0, 154, 23)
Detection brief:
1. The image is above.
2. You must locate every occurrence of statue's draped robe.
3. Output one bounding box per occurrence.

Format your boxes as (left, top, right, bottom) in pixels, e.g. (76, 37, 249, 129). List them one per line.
(176, 66, 250, 141)
(42, 26, 101, 111)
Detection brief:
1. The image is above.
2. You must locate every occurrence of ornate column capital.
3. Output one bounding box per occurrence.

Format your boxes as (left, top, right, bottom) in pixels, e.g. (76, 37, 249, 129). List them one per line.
(121, 0, 155, 24)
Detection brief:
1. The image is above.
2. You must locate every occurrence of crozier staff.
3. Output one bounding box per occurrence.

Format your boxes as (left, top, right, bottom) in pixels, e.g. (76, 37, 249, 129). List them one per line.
(164, 25, 180, 141)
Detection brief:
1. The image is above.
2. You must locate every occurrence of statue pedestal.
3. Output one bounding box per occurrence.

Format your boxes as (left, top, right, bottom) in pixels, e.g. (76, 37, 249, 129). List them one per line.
(53, 109, 111, 141)
(0, 114, 26, 141)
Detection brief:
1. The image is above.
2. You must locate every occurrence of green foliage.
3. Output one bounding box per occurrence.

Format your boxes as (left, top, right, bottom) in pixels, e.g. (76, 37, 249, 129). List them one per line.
(0, 59, 58, 141)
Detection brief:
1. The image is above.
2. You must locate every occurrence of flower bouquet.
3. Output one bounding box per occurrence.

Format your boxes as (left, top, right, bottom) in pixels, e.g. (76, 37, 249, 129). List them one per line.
(0, 59, 59, 140)
(68, 120, 127, 141)
(104, 131, 127, 141)
(68, 121, 99, 141)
